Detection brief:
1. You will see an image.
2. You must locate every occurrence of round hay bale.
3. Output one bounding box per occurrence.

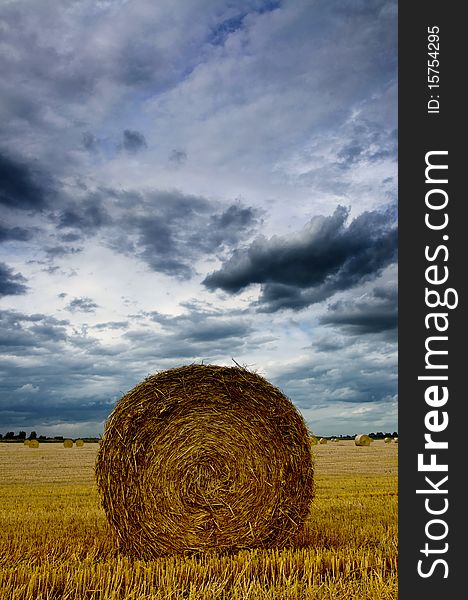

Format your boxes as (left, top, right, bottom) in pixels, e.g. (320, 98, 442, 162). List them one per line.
(384, 437, 392, 443)
(96, 364, 314, 558)
(63, 439, 73, 448)
(75, 439, 84, 447)
(23, 440, 30, 446)
(29, 439, 39, 448)
(319, 437, 327, 444)
(393, 438, 399, 443)
(309, 435, 318, 445)
(354, 434, 372, 446)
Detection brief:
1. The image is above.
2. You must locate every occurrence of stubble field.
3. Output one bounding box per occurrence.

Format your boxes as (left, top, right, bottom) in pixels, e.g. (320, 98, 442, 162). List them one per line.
(0, 440, 397, 599)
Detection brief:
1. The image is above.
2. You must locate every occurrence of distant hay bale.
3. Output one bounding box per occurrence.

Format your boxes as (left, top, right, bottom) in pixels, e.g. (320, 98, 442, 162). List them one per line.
(309, 435, 318, 445)
(319, 438, 328, 444)
(96, 364, 314, 559)
(75, 439, 84, 447)
(23, 440, 30, 446)
(354, 434, 372, 446)
(29, 439, 39, 448)
(63, 439, 73, 448)
(384, 437, 392, 443)
(393, 438, 399, 443)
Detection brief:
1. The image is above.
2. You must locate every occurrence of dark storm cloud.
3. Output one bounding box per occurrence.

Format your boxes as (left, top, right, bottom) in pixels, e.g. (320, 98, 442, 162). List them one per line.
(203, 205, 397, 311)
(45, 245, 83, 259)
(272, 345, 397, 408)
(210, 204, 260, 235)
(122, 130, 147, 153)
(66, 297, 99, 313)
(58, 196, 111, 234)
(320, 284, 397, 336)
(0, 223, 32, 243)
(0, 308, 123, 429)
(0, 301, 258, 431)
(0, 153, 51, 211)
(0, 310, 69, 350)
(0, 263, 28, 297)
(120, 191, 260, 279)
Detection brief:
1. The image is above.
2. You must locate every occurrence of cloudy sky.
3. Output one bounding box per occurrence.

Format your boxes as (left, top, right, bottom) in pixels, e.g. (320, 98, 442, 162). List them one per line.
(0, 0, 397, 437)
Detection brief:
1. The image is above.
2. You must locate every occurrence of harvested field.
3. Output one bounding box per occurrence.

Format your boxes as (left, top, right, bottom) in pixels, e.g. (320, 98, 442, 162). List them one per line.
(0, 440, 397, 599)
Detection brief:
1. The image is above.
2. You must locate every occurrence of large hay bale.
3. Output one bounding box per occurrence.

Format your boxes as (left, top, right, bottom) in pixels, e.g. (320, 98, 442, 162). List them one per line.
(319, 437, 328, 444)
(63, 439, 73, 448)
(355, 434, 372, 446)
(309, 435, 318, 445)
(75, 439, 84, 447)
(29, 439, 39, 448)
(393, 438, 399, 444)
(384, 437, 392, 443)
(96, 364, 314, 558)
(23, 440, 30, 446)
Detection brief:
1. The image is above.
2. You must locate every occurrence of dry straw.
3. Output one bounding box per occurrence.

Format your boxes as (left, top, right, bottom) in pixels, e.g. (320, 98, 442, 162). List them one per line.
(319, 438, 328, 444)
(29, 439, 39, 448)
(393, 438, 399, 443)
(75, 439, 84, 447)
(355, 434, 372, 446)
(23, 440, 30, 447)
(384, 437, 392, 443)
(95, 364, 314, 559)
(309, 435, 318, 446)
(63, 439, 73, 448)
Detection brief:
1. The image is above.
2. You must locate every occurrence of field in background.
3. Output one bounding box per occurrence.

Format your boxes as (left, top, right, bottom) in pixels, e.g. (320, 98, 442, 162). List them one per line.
(0, 441, 397, 599)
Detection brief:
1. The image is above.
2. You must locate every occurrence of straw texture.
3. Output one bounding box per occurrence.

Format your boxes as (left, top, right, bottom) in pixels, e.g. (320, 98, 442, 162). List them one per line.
(95, 364, 314, 558)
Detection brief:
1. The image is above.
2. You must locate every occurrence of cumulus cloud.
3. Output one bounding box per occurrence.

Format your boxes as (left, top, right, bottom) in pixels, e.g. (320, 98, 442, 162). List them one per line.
(66, 297, 99, 313)
(203, 205, 397, 311)
(0, 222, 33, 243)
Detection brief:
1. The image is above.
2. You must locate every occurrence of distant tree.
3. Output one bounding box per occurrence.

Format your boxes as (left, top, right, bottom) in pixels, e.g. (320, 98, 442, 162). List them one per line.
(5, 432, 15, 439)
(0, 433, 3, 439)
(38, 435, 46, 440)
(18, 431, 26, 439)
(29, 431, 37, 440)
(54, 436, 64, 440)
(392, 432, 398, 438)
